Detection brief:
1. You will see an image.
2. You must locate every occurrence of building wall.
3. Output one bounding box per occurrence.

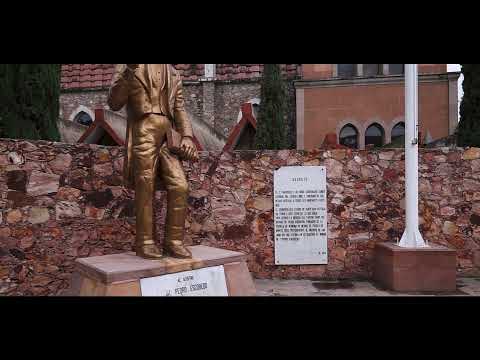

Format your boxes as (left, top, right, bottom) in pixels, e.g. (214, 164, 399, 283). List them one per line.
(296, 65, 458, 150)
(177, 80, 264, 138)
(60, 64, 302, 149)
(302, 64, 448, 80)
(58, 83, 258, 141)
(60, 90, 109, 125)
(302, 64, 334, 80)
(419, 64, 447, 73)
(300, 79, 450, 149)
(182, 84, 204, 126)
(60, 78, 297, 148)
(214, 81, 261, 137)
(1, 139, 479, 295)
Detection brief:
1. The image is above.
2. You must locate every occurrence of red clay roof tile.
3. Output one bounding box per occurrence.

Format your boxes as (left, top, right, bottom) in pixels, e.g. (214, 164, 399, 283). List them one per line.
(61, 64, 301, 90)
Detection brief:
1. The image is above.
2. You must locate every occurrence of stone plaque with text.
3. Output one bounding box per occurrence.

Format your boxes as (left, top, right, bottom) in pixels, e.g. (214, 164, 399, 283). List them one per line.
(140, 265, 228, 296)
(274, 166, 328, 265)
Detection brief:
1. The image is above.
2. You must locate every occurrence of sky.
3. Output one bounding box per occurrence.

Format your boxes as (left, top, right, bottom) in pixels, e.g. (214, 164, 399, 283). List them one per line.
(447, 64, 463, 121)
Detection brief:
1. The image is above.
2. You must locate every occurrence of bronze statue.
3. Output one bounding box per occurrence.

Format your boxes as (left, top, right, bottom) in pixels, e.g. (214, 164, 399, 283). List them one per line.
(108, 64, 198, 260)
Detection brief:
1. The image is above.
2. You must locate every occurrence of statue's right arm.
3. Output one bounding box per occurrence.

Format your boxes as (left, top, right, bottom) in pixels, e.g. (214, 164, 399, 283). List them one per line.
(107, 64, 130, 111)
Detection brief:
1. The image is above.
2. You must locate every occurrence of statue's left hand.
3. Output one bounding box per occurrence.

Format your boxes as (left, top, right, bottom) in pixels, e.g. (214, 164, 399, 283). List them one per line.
(179, 137, 199, 162)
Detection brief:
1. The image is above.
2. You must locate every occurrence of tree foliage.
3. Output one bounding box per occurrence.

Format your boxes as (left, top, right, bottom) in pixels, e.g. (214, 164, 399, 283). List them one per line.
(457, 64, 480, 147)
(0, 64, 61, 141)
(254, 64, 288, 149)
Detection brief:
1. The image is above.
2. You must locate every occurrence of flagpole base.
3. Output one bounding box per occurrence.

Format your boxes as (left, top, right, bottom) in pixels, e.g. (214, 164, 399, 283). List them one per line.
(398, 228, 428, 248)
(374, 242, 457, 292)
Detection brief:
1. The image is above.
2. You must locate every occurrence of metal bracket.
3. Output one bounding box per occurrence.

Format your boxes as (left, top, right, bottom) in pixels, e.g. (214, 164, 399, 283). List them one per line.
(412, 123, 420, 145)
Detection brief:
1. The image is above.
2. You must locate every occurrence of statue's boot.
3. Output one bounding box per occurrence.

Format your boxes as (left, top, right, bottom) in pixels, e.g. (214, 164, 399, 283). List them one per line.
(164, 239, 192, 259)
(163, 188, 192, 259)
(135, 240, 164, 260)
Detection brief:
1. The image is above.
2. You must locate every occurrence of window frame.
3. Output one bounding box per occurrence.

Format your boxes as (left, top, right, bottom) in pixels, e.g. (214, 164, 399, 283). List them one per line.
(336, 64, 358, 79)
(391, 121, 406, 141)
(333, 64, 405, 78)
(362, 64, 381, 77)
(387, 64, 405, 76)
(365, 123, 385, 148)
(339, 123, 360, 149)
(73, 111, 93, 126)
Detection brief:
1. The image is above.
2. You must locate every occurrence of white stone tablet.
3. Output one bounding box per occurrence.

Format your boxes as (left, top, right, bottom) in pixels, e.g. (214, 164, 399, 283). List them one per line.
(274, 166, 328, 265)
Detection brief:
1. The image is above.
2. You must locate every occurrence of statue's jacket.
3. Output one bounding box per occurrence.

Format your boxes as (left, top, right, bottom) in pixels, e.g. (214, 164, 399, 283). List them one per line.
(107, 64, 194, 189)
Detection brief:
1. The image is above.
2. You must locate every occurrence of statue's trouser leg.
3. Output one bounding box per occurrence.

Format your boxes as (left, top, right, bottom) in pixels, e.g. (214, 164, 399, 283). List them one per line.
(157, 146, 191, 258)
(132, 114, 170, 251)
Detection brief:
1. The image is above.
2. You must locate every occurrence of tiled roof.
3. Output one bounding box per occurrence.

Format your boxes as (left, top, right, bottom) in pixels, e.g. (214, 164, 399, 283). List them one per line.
(61, 64, 115, 90)
(61, 64, 302, 90)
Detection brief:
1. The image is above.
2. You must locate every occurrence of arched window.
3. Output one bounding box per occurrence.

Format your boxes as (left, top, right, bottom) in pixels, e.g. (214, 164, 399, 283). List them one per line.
(363, 64, 380, 77)
(365, 123, 385, 147)
(338, 64, 356, 78)
(74, 111, 93, 126)
(389, 64, 404, 75)
(391, 122, 405, 142)
(339, 124, 359, 149)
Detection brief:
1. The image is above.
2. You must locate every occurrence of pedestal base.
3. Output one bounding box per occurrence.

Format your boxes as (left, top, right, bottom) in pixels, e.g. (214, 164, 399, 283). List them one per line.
(374, 242, 457, 292)
(68, 245, 256, 296)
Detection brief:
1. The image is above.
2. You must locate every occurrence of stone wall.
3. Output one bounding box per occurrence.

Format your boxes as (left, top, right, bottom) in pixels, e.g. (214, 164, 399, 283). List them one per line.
(60, 90, 109, 123)
(183, 84, 204, 128)
(213, 81, 261, 137)
(1, 139, 479, 296)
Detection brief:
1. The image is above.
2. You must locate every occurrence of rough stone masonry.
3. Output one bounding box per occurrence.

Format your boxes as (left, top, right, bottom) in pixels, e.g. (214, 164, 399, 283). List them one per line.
(1, 139, 480, 295)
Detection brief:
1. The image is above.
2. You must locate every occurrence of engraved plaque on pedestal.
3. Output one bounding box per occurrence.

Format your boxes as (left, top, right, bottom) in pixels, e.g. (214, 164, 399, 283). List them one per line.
(140, 265, 229, 296)
(69, 246, 256, 296)
(274, 166, 328, 265)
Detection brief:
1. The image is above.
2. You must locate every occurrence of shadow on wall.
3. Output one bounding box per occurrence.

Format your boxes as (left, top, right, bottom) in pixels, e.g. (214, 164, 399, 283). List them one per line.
(57, 118, 88, 144)
(188, 111, 227, 151)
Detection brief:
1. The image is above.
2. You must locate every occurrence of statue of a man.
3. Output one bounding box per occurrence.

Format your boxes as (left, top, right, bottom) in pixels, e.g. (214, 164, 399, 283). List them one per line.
(107, 64, 198, 260)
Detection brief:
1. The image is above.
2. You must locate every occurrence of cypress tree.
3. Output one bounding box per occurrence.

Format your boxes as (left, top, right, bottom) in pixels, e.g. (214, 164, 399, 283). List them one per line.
(0, 64, 61, 141)
(457, 64, 480, 147)
(254, 64, 288, 149)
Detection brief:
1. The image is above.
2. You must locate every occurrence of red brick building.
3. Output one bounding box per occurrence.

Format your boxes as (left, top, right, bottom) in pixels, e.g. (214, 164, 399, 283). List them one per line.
(59, 64, 458, 151)
(59, 64, 301, 149)
(295, 64, 460, 150)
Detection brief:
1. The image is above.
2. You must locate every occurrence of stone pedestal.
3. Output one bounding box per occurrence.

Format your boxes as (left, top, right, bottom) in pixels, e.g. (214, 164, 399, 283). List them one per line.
(68, 245, 256, 296)
(374, 242, 457, 292)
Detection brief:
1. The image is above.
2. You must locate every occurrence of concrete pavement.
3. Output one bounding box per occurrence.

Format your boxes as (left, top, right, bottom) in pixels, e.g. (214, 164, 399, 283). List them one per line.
(254, 277, 480, 296)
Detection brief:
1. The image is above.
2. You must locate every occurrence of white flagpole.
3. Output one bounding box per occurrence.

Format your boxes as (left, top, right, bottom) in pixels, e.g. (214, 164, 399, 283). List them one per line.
(398, 64, 428, 248)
